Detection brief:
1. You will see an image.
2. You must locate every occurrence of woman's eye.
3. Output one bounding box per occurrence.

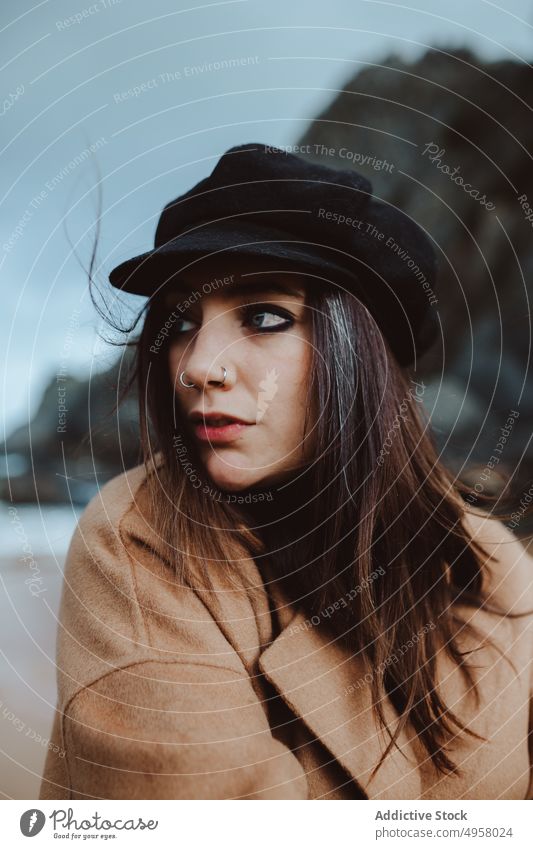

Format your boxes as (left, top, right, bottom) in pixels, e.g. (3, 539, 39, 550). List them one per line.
(170, 304, 295, 336)
(173, 317, 196, 334)
(242, 304, 294, 332)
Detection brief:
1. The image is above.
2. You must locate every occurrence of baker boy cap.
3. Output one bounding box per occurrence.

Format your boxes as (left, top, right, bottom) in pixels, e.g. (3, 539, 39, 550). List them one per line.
(109, 142, 439, 366)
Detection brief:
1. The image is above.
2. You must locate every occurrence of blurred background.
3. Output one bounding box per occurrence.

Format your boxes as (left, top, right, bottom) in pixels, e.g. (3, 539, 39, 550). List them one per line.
(2, 0, 533, 798)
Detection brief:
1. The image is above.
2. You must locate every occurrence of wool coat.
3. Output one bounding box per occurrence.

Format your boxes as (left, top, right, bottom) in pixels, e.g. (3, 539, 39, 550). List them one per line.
(39, 462, 533, 800)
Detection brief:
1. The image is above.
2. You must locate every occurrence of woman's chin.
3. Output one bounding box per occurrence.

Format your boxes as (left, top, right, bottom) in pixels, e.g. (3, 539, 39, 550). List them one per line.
(204, 458, 272, 493)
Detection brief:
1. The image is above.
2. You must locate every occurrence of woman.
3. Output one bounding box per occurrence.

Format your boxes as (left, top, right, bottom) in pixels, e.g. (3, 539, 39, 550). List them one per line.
(40, 143, 533, 800)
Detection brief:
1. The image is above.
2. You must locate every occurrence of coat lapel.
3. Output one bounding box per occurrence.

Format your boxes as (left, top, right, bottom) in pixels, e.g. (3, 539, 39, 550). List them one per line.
(258, 602, 423, 799)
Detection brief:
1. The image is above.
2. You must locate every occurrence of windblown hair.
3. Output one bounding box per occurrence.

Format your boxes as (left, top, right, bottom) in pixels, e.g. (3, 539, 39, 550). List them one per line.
(90, 266, 532, 782)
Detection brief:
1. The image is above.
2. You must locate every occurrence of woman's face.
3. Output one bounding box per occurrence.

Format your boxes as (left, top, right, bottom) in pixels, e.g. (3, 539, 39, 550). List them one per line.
(167, 257, 318, 492)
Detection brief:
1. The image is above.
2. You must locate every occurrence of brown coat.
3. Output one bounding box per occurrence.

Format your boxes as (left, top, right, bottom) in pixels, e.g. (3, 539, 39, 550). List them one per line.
(39, 463, 533, 800)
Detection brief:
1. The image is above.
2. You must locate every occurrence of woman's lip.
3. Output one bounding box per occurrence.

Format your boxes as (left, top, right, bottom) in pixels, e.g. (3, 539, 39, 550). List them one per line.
(193, 421, 254, 443)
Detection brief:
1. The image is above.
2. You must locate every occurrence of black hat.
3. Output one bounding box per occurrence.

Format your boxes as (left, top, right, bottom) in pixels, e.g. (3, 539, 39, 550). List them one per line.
(108, 142, 439, 366)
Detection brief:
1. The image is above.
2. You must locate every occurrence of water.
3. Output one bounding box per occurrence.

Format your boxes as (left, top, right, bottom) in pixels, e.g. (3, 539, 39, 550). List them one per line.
(0, 501, 83, 559)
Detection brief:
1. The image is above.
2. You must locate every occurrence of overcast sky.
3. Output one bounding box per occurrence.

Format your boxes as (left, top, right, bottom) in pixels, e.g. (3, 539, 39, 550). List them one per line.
(2, 0, 533, 437)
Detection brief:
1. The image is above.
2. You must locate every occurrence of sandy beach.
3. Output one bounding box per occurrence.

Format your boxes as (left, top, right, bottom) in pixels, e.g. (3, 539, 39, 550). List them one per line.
(0, 552, 64, 799)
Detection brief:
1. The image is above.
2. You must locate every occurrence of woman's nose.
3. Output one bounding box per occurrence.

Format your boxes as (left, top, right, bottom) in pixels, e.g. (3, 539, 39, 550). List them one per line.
(178, 321, 235, 391)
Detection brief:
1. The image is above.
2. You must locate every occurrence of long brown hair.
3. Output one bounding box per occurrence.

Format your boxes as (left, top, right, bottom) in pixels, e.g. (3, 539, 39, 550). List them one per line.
(91, 264, 533, 780)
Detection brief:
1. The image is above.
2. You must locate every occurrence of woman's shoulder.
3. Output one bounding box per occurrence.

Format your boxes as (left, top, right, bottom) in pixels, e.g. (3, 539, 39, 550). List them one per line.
(73, 456, 163, 548)
(56, 462, 167, 703)
(461, 506, 533, 618)
(57, 456, 258, 702)
(63, 456, 215, 638)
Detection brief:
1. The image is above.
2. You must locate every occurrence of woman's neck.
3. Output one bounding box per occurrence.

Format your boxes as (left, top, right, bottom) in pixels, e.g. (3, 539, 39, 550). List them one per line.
(229, 464, 320, 605)
(236, 463, 316, 536)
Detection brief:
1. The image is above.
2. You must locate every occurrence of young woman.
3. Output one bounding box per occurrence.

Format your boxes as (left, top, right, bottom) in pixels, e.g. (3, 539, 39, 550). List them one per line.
(40, 143, 533, 800)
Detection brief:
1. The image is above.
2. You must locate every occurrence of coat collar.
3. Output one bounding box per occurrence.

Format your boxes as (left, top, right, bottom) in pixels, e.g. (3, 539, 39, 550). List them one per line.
(257, 582, 423, 800)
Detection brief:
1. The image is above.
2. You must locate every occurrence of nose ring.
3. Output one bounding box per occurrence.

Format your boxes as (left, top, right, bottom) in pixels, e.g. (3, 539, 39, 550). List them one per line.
(179, 366, 227, 389)
(179, 371, 195, 388)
